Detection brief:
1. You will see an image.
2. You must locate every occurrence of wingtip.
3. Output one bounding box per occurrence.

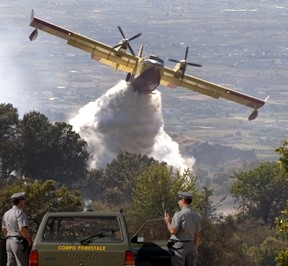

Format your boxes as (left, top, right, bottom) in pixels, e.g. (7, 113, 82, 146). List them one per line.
(248, 96, 269, 121)
(29, 9, 38, 41)
(30, 9, 34, 25)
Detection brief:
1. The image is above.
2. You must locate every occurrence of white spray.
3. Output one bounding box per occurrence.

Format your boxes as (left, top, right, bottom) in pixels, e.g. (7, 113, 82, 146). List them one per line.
(70, 80, 195, 172)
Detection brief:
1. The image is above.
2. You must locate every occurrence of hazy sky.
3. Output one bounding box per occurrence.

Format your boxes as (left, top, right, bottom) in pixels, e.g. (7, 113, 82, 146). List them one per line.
(1, 0, 287, 117)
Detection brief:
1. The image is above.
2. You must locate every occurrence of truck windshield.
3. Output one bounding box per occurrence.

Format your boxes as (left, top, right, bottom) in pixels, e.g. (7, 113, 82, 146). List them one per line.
(42, 216, 123, 243)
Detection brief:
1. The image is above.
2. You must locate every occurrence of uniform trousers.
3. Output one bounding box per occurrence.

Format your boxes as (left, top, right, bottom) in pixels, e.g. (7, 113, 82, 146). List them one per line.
(171, 241, 197, 266)
(6, 238, 29, 266)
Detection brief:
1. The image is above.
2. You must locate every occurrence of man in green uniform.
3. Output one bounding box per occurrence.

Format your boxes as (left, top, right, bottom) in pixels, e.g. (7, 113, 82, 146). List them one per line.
(164, 191, 201, 266)
(2, 192, 33, 266)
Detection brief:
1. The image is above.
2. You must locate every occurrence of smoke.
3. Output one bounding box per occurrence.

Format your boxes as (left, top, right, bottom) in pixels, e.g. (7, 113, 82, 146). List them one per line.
(69, 80, 195, 172)
(0, 31, 23, 107)
(0, 27, 39, 117)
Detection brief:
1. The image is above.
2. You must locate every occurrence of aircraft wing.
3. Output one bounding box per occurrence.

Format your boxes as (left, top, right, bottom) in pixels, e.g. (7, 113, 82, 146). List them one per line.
(29, 10, 138, 73)
(160, 66, 267, 120)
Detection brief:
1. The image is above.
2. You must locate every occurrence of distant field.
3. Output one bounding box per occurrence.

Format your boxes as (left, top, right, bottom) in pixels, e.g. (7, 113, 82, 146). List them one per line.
(1, 0, 287, 164)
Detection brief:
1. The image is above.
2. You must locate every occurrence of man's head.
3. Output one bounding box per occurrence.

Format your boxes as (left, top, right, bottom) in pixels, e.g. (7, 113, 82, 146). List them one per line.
(11, 192, 26, 207)
(178, 191, 192, 207)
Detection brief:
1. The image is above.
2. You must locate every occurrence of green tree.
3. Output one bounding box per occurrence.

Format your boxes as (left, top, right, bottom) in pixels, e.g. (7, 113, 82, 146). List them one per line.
(0, 103, 21, 177)
(99, 151, 160, 204)
(257, 236, 281, 266)
(275, 208, 288, 265)
(80, 168, 105, 200)
(275, 141, 288, 265)
(198, 216, 275, 266)
(19, 111, 89, 186)
(127, 164, 197, 232)
(276, 140, 288, 173)
(45, 122, 89, 185)
(230, 161, 288, 225)
(0, 179, 82, 237)
(19, 111, 51, 178)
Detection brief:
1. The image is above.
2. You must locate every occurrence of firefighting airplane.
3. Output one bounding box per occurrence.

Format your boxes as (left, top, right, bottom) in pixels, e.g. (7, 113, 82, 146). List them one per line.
(29, 10, 268, 120)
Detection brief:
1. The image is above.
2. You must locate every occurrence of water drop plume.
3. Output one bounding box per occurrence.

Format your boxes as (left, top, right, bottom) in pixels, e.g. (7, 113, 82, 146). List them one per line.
(70, 80, 195, 172)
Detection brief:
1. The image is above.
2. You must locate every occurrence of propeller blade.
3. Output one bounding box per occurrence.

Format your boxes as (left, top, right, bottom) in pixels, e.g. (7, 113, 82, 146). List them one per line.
(181, 69, 185, 79)
(127, 43, 135, 56)
(118, 26, 126, 39)
(114, 26, 141, 55)
(113, 43, 123, 49)
(168, 59, 179, 63)
(169, 46, 202, 79)
(129, 32, 141, 42)
(185, 46, 189, 60)
(187, 62, 202, 67)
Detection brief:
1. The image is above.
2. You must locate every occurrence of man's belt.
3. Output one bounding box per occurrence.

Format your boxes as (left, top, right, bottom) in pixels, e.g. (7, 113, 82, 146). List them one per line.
(7, 236, 23, 241)
(173, 239, 193, 243)
(167, 239, 194, 255)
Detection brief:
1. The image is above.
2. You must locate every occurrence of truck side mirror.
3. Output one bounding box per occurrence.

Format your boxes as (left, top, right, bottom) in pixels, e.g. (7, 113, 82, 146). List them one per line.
(137, 237, 144, 243)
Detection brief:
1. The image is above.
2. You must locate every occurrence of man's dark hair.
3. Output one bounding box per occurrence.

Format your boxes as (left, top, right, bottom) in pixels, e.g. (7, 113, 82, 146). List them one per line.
(13, 199, 21, 205)
(184, 198, 192, 204)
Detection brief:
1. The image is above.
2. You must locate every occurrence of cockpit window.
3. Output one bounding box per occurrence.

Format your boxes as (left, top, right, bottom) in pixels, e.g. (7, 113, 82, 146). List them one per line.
(147, 55, 164, 65)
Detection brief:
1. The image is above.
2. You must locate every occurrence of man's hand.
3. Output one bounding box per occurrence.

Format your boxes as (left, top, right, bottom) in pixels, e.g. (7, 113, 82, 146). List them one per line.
(20, 226, 33, 247)
(194, 231, 201, 248)
(2, 228, 8, 237)
(164, 212, 170, 224)
(28, 239, 33, 247)
(164, 213, 178, 235)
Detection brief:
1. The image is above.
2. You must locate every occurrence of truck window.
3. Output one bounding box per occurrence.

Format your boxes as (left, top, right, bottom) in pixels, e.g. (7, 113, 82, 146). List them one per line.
(42, 216, 123, 243)
(136, 219, 170, 242)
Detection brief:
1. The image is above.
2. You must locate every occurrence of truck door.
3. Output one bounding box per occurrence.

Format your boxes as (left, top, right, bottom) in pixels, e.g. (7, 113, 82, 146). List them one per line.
(131, 219, 171, 266)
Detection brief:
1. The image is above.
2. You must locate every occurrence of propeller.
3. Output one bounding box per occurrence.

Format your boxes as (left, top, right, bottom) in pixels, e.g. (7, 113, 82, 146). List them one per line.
(168, 46, 202, 78)
(113, 26, 141, 56)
